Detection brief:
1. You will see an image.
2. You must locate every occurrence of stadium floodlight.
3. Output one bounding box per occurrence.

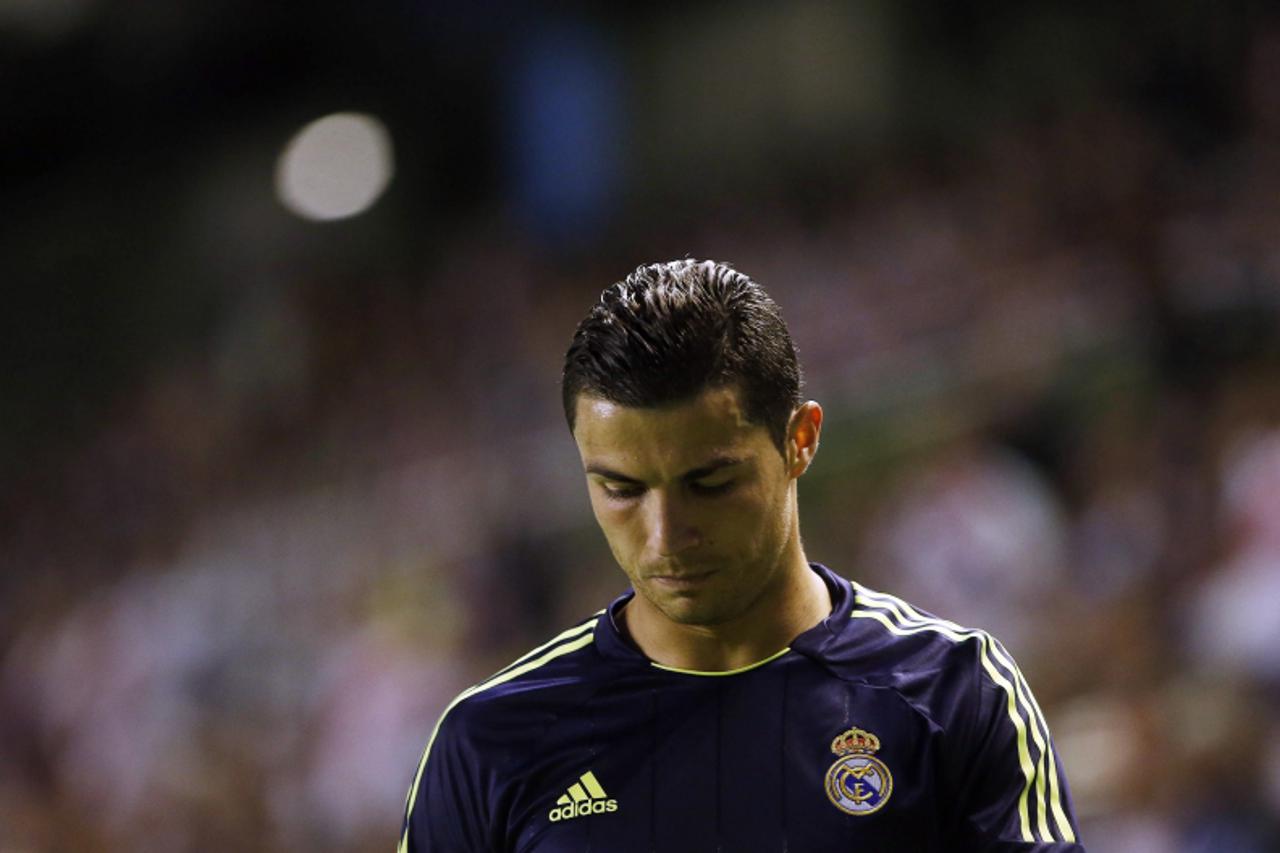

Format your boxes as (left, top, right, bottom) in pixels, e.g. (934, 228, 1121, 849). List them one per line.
(275, 111, 394, 222)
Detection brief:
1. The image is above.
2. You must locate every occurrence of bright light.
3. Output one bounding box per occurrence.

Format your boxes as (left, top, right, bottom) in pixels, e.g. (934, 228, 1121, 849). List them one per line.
(275, 112, 394, 222)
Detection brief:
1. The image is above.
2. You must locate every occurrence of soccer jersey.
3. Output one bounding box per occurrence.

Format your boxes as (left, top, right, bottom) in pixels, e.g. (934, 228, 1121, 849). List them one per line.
(399, 564, 1083, 852)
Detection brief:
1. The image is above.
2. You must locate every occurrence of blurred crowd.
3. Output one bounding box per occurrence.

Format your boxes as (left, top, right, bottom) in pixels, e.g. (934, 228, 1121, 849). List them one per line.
(7, 11, 1280, 853)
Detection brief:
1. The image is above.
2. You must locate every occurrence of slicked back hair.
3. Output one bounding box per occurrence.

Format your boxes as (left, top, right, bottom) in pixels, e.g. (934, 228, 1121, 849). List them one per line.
(562, 259, 802, 452)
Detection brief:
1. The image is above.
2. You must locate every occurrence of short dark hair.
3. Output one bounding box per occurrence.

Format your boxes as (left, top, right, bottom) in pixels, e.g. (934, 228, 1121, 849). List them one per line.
(562, 259, 802, 451)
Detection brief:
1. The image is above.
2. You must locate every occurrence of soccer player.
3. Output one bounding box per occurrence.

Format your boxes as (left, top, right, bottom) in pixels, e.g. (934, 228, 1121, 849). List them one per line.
(399, 260, 1083, 851)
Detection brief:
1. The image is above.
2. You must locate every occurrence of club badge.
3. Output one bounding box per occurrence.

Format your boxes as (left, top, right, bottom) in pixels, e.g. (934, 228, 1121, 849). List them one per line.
(825, 726, 893, 816)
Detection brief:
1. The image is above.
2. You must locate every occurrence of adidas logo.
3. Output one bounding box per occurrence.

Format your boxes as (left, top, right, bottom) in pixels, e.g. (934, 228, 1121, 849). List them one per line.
(548, 771, 619, 822)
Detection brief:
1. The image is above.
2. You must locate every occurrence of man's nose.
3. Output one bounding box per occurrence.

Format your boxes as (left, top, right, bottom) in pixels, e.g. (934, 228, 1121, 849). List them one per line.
(647, 490, 701, 557)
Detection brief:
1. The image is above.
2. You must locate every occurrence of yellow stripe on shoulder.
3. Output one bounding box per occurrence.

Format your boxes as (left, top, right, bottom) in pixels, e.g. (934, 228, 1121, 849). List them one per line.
(398, 613, 602, 852)
(851, 585, 1074, 844)
(480, 612, 600, 687)
(853, 586, 1074, 842)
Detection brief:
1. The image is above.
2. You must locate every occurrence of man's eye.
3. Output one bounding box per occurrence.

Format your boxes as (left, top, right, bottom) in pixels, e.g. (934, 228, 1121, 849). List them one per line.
(690, 479, 734, 496)
(601, 483, 643, 500)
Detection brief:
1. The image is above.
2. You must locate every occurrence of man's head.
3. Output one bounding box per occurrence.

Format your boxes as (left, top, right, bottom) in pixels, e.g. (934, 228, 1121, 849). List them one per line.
(563, 261, 822, 632)
(561, 259, 802, 452)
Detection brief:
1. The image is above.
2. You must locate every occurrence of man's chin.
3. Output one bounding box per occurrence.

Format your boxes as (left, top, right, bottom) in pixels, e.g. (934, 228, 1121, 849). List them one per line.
(644, 589, 734, 627)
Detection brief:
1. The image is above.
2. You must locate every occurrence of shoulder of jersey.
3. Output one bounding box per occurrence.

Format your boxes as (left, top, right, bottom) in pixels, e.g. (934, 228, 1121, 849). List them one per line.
(399, 612, 609, 844)
(446, 611, 606, 718)
(838, 583, 998, 679)
(846, 583, 1080, 848)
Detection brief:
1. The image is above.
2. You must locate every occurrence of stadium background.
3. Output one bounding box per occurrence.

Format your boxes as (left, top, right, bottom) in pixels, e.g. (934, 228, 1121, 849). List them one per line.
(3, 1, 1280, 850)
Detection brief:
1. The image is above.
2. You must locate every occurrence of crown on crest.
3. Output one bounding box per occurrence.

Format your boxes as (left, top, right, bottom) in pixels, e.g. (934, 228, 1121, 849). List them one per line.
(831, 727, 881, 756)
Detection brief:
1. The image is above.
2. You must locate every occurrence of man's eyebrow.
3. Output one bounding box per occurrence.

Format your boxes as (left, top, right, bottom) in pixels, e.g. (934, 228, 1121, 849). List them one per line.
(584, 465, 643, 483)
(584, 456, 744, 484)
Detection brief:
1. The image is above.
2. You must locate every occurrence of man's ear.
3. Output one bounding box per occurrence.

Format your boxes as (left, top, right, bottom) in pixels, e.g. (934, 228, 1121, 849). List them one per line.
(786, 401, 823, 478)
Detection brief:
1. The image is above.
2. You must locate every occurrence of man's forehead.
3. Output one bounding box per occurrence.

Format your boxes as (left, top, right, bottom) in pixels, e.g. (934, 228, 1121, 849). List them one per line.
(572, 387, 765, 465)
(575, 387, 752, 431)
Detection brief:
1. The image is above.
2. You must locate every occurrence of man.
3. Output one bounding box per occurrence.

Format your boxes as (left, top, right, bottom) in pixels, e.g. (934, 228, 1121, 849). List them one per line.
(399, 260, 1083, 851)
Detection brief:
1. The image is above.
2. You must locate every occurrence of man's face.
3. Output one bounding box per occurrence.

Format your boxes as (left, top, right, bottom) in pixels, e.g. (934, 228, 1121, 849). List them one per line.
(572, 386, 803, 628)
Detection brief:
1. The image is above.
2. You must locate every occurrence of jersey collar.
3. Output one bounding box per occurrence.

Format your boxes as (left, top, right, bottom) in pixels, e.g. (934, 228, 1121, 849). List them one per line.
(593, 562, 855, 667)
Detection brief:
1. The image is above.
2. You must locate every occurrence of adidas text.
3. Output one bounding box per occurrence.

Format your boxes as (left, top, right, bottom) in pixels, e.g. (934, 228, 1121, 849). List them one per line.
(549, 799, 619, 822)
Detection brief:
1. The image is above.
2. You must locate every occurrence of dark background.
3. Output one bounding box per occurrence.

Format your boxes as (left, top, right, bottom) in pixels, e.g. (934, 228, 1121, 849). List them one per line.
(3, 2, 1280, 850)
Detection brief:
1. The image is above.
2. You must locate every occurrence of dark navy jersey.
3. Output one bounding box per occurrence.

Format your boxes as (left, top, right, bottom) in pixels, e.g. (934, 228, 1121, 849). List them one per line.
(399, 564, 1083, 852)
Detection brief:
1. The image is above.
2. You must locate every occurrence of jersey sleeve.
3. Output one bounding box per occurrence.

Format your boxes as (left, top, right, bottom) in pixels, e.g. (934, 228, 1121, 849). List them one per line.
(399, 703, 490, 853)
(948, 634, 1085, 852)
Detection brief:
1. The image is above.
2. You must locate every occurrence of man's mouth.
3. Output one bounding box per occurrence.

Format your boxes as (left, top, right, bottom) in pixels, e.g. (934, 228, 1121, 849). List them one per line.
(649, 570, 717, 590)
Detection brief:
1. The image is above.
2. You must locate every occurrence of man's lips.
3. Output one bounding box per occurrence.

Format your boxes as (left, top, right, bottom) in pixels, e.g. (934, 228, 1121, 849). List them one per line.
(649, 570, 717, 589)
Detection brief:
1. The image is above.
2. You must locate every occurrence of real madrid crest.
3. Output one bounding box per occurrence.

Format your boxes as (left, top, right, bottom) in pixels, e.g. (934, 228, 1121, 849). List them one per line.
(824, 726, 893, 816)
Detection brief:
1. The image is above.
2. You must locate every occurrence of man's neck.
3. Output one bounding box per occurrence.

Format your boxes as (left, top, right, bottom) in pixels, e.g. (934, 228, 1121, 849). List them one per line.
(621, 557, 833, 673)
